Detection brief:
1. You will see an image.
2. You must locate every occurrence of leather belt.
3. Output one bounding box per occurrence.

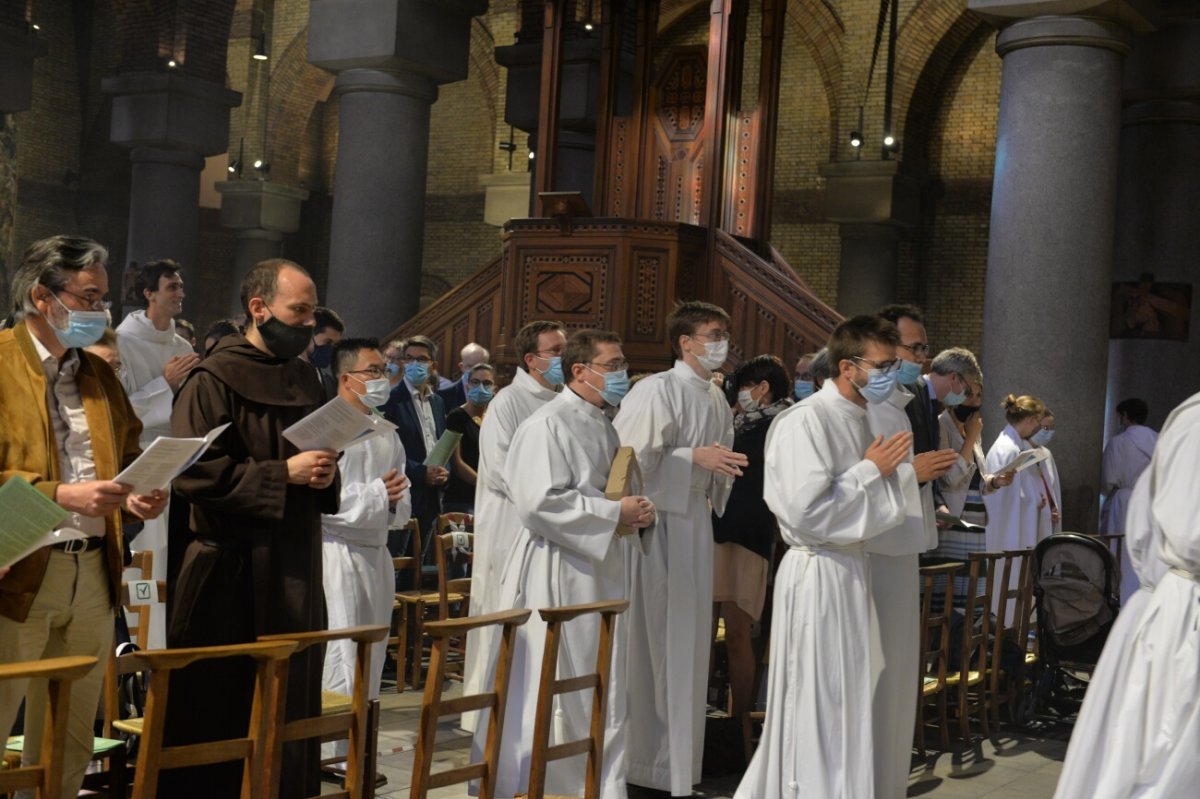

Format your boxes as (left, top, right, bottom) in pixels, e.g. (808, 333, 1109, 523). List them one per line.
(50, 537, 105, 554)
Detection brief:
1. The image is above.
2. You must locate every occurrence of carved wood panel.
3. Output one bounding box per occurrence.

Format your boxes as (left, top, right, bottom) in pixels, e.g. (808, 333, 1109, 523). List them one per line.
(642, 46, 708, 225)
(522, 252, 612, 326)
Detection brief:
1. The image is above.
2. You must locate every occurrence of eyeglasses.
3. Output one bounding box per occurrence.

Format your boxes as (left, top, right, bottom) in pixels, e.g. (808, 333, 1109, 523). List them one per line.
(56, 288, 111, 312)
(349, 367, 387, 379)
(853, 356, 901, 374)
(587, 359, 628, 373)
(691, 330, 731, 343)
(533, 349, 564, 359)
(467, 379, 496, 389)
(897, 342, 931, 358)
(401, 354, 432, 365)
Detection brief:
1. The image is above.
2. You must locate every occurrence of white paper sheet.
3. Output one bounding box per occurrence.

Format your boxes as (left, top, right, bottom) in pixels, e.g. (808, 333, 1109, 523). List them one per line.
(994, 447, 1049, 476)
(282, 397, 380, 453)
(114, 423, 232, 495)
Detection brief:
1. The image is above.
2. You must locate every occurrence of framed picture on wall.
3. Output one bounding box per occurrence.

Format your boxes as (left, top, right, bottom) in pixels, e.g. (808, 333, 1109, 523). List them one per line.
(1110, 274, 1192, 341)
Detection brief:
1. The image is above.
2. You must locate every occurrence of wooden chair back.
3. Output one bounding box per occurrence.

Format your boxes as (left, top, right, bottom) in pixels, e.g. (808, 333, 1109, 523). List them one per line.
(410, 608, 531, 799)
(124, 550, 154, 646)
(435, 530, 474, 620)
(526, 600, 629, 799)
(102, 579, 168, 739)
(950, 554, 991, 741)
(0, 656, 97, 799)
(392, 517, 423, 591)
(125, 640, 299, 799)
(256, 625, 390, 799)
(986, 549, 1033, 726)
(916, 563, 959, 756)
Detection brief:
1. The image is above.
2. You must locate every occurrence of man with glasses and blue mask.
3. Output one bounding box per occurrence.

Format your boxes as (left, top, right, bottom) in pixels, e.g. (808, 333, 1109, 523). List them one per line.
(617, 300, 749, 798)
(382, 335, 448, 553)
(735, 315, 916, 798)
(461, 320, 566, 730)
(320, 338, 410, 773)
(472, 328, 654, 797)
(0, 235, 168, 798)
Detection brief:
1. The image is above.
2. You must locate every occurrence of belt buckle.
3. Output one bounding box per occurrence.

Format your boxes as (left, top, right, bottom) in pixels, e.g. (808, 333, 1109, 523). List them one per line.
(62, 538, 85, 554)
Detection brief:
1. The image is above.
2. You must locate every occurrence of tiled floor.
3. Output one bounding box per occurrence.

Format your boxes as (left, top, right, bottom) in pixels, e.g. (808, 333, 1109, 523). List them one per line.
(354, 680, 1071, 798)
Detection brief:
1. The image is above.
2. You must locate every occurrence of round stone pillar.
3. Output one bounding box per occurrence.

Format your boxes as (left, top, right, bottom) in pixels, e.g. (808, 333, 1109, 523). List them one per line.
(126, 147, 206, 272)
(324, 69, 437, 334)
(981, 16, 1131, 533)
(836, 224, 900, 317)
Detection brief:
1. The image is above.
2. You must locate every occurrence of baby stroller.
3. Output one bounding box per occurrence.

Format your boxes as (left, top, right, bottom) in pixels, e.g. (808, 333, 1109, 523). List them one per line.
(1030, 533, 1121, 713)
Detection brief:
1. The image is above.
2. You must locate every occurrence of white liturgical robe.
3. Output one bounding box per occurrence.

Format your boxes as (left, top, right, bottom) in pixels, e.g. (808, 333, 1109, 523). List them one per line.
(115, 310, 196, 648)
(982, 425, 1053, 552)
(614, 360, 733, 795)
(864, 383, 926, 799)
(1052, 391, 1200, 799)
(461, 367, 558, 732)
(320, 427, 410, 759)
(735, 382, 911, 799)
(1099, 423, 1157, 540)
(470, 388, 635, 798)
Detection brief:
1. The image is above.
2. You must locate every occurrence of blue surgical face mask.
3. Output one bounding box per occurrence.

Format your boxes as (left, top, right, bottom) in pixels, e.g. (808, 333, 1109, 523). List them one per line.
(587, 366, 630, 406)
(794, 379, 815, 401)
(49, 293, 108, 349)
(404, 360, 430, 386)
(943, 387, 967, 407)
(853, 363, 896, 405)
(536, 355, 565, 387)
(467, 384, 494, 406)
(1031, 428, 1055, 447)
(897, 359, 923, 385)
(385, 362, 400, 379)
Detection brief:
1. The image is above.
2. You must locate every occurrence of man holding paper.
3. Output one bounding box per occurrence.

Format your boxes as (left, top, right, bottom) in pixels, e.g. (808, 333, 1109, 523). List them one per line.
(163, 258, 339, 798)
(0, 234, 167, 798)
(320, 338, 411, 766)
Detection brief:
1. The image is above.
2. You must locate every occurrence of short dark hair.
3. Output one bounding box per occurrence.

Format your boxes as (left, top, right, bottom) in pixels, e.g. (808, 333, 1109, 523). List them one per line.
(314, 306, 345, 335)
(1116, 397, 1149, 425)
(175, 318, 196, 340)
(514, 320, 566, 369)
(239, 258, 311, 316)
(332, 337, 381, 377)
(202, 318, 241, 353)
(563, 329, 622, 381)
(402, 335, 437, 360)
(828, 315, 901, 375)
(667, 301, 731, 357)
(12, 235, 109, 320)
(875, 303, 925, 327)
(135, 259, 182, 303)
(733, 354, 790, 404)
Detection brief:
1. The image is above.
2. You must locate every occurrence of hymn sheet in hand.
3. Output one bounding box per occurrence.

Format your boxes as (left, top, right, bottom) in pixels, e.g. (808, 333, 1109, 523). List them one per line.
(113, 423, 232, 495)
(424, 430, 464, 469)
(605, 446, 645, 537)
(0, 477, 70, 569)
(283, 397, 378, 453)
(994, 448, 1049, 476)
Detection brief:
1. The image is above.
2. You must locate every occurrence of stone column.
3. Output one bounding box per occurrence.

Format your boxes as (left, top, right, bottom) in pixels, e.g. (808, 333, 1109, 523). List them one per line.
(818, 160, 921, 316)
(974, 12, 1133, 533)
(0, 21, 46, 113)
(309, 0, 488, 334)
(1106, 15, 1200, 433)
(103, 72, 241, 293)
(216, 180, 310, 315)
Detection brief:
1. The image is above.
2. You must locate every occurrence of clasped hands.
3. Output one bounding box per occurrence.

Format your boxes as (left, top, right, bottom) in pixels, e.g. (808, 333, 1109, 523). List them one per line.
(56, 481, 168, 521)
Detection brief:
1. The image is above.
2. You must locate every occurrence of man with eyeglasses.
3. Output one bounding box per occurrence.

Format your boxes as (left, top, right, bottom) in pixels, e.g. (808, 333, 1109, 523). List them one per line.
(616, 300, 749, 797)
(461, 320, 566, 731)
(320, 338, 410, 772)
(381, 335, 448, 551)
(471, 328, 654, 797)
(0, 235, 168, 798)
(735, 315, 916, 798)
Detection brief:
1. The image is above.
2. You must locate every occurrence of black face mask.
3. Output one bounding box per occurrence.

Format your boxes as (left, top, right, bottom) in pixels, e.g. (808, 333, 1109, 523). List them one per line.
(309, 342, 334, 369)
(954, 404, 981, 423)
(258, 314, 312, 360)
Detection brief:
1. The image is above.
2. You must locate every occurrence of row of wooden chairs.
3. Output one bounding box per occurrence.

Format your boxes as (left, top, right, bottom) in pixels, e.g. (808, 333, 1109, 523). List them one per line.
(408, 599, 628, 799)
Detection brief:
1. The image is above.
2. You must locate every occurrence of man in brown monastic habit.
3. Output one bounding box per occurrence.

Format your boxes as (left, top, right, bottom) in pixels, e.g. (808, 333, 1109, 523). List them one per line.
(161, 258, 340, 797)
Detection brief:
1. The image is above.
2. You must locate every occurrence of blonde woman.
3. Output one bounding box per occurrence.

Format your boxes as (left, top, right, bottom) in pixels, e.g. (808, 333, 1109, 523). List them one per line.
(982, 394, 1053, 553)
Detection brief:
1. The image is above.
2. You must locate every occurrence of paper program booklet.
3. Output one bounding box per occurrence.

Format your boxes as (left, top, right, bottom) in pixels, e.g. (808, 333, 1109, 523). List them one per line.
(605, 446, 645, 537)
(0, 477, 70, 570)
(994, 448, 1049, 476)
(114, 423, 231, 495)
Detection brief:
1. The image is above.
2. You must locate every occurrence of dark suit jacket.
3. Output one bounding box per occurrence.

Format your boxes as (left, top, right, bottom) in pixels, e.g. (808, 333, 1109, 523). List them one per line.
(905, 377, 940, 456)
(436, 379, 467, 412)
(383, 382, 447, 528)
(314, 364, 337, 402)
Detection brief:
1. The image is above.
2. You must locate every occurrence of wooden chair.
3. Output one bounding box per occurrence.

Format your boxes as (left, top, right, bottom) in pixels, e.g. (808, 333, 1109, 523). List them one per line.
(0, 656, 98, 799)
(124, 639, 298, 799)
(392, 518, 442, 693)
(434, 530, 475, 683)
(916, 563, 959, 757)
(257, 625, 390, 799)
(520, 600, 629, 799)
(987, 549, 1034, 727)
(409, 608, 531, 799)
(948, 555, 991, 743)
(402, 514, 474, 690)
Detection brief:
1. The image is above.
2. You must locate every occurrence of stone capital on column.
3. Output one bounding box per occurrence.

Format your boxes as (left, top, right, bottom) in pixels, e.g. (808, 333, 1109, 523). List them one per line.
(130, 147, 206, 172)
(994, 15, 1134, 56)
(332, 69, 439, 105)
(102, 72, 242, 156)
(817, 160, 922, 229)
(0, 23, 47, 113)
(968, 0, 1155, 31)
(216, 180, 310, 234)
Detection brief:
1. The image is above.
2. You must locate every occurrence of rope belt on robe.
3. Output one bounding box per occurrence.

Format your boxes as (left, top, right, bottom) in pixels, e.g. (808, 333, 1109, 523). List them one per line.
(788, 542, 866, 553)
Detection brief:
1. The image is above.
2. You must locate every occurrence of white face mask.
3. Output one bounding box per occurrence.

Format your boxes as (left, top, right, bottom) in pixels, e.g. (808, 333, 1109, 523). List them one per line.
(695, 339, 729, 371)
(737, 388, 760, 413)
(355, 376, 392, 408)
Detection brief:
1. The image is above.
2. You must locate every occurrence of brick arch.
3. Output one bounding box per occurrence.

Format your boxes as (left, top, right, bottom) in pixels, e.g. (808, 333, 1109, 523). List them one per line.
(893, 0, 988, 160)
(469, 17, 500, 133)
(265, 25, 334, 185)
(112, 0, 237, 83)
(785, 0, 844, 161)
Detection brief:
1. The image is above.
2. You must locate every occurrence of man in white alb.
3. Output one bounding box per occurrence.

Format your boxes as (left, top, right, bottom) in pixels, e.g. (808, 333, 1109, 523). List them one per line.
(615, 301, 748, 797)
(461, 320, 565, 732)
(734, 315, 914, 799)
